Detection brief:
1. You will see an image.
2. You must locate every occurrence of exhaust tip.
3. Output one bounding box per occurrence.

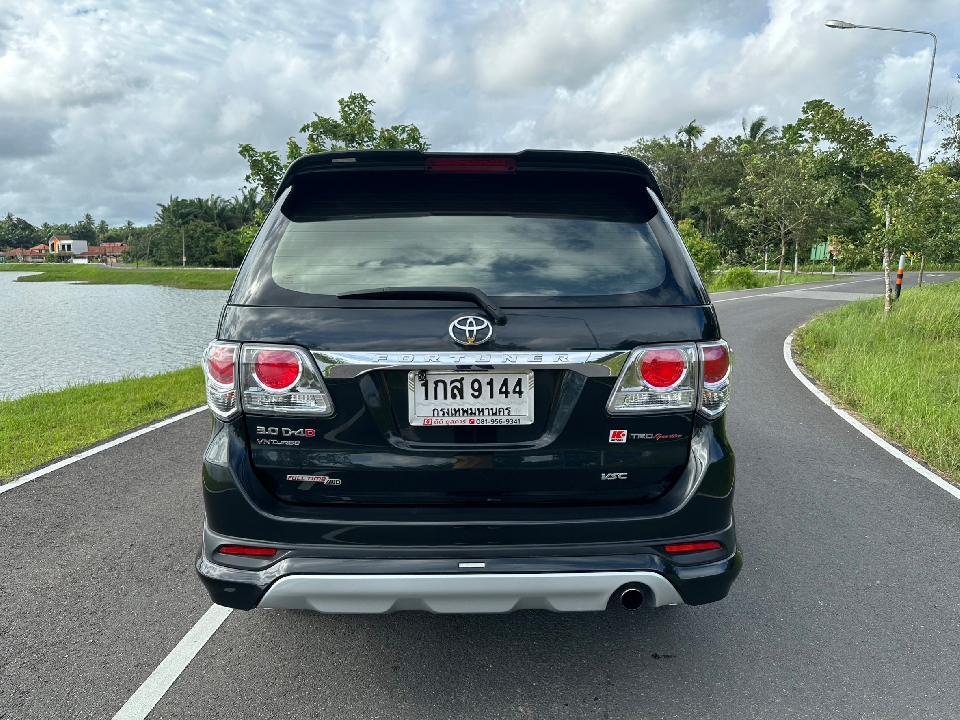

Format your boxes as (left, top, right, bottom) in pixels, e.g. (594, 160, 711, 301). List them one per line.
(620, 587, 644, 610)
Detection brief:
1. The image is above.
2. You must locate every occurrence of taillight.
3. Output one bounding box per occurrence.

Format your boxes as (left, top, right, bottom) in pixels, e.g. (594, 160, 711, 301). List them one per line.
(702, 344, 730, 384)
(639, 348, 687, 389)
(606, 344, 697, 414)
(216, 545, 277, 557)
(239, 344, 335, 417)
(207, 345, 236, 385)
(253, 349, 301, 391)
(425, 157, 516, 174)
(606, 341, 732, 417)
(663, 541, 722, 554)
(203, 341, 239, 419)
(698, 341, 732, 418)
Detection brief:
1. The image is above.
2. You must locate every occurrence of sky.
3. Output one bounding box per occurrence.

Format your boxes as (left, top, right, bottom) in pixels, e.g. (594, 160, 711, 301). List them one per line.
(1, 0, 958, 226)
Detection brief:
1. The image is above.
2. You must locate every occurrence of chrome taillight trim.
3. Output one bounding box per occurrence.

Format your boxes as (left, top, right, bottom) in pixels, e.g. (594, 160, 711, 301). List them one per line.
(605, 344, 699, 415)
(239, 344, 336, 418)
(696, 341, 732, 419)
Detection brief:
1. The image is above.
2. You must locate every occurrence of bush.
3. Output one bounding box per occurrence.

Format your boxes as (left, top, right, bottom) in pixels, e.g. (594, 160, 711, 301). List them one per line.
(676, 219, 722, 278)
(714, 266, 762, 290)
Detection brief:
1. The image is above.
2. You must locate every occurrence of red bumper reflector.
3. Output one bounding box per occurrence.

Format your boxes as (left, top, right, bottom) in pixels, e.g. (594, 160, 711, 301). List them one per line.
(217, 545, 277, 557)
(425, 157, 516, 174)
(663, 541, 722, 554)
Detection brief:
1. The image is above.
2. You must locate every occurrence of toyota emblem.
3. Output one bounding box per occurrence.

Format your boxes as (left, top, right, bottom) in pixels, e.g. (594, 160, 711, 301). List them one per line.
(449, 315, 494, 346)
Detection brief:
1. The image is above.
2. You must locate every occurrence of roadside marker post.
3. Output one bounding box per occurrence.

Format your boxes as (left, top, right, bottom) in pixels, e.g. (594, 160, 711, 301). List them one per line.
(894, 254, 906, 299)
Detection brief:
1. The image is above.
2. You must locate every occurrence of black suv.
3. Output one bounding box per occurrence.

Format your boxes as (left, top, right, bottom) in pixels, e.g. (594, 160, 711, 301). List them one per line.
(196, 150, 740, 613)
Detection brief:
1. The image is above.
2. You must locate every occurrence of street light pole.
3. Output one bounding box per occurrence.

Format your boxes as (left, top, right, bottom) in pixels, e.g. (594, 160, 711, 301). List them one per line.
(826, 19, 938, 308)
(825, 19, 937, 165)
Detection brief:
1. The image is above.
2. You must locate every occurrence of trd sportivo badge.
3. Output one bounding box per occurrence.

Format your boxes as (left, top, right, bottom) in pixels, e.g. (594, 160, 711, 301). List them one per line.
(449, 316, 494, 346)
(609, 430, 684, 442)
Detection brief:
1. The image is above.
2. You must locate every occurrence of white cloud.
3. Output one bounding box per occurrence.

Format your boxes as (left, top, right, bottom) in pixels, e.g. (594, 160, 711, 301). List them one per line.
(0, 0, 957, 226)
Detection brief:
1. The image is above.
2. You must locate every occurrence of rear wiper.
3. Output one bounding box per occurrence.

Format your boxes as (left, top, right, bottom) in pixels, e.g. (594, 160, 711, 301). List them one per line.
(338, 286, 507, 325)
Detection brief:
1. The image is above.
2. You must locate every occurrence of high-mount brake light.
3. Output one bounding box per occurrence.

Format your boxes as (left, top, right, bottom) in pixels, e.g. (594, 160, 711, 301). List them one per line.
(254, 349, 301, 392)
(425, 157, 516, 174)
(239, 344, 335, 417)
(217, 545, 277, 557)
(203, 341, 239, 420)
(640, 348, 687, 389)
(663, 541, 722, 554)
(697, 341, 732, 418)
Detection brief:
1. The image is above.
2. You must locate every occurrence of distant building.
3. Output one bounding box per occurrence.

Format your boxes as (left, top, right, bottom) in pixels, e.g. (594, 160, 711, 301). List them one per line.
(1, 245, 47, 263)
(74, 242, 130, 264)
(48, 235, 88, 260)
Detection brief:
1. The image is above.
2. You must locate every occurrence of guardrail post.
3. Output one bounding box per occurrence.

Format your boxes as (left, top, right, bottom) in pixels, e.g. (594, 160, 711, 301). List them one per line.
(894, 254, 906, 300)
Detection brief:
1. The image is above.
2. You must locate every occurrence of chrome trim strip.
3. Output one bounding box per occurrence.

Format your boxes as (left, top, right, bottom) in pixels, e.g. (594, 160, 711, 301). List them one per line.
(312, 350, 630, 379)
(255, 571, 685, 613)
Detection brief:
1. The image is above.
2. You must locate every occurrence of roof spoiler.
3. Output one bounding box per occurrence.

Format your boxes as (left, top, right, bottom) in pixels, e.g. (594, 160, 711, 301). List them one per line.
(273, 149, 663, 203)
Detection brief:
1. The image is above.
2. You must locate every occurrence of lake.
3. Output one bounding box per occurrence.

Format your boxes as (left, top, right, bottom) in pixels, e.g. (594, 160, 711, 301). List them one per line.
(0, 272, 229, 399)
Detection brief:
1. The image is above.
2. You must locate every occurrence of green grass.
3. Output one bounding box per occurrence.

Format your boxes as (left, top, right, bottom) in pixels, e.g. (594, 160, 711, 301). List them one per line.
(794, 281, 960, 481)
(0, 367, 206, 480)
(0, 263, 237, 290)
(706, 269, 850, 293)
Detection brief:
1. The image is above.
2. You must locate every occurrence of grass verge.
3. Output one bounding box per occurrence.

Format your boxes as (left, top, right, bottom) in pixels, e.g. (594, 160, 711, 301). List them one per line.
(794, 281, 960, 481)
(706, 269, 851, 293)
(0, 263, 237, 290)
(0, 367, 206, 480)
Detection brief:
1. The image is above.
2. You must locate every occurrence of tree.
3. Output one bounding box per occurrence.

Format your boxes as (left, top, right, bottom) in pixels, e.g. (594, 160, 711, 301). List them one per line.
(676, 219, 722, 278)
(156, 196, 198, 266)
(239, 92, 430, 198)
(879, 164, 960, 285)
(0, 213, 42, 249)
(728, 147, 831, 285)
(71, 214, 97, 244)
(933, 77, 960, 178)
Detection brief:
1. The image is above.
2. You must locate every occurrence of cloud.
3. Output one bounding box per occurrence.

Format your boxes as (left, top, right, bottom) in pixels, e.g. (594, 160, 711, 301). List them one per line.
(0, 0, 957, 226)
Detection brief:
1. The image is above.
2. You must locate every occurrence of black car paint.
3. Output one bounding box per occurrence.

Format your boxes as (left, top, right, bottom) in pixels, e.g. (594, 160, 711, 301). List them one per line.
(198, 149, 741, 610)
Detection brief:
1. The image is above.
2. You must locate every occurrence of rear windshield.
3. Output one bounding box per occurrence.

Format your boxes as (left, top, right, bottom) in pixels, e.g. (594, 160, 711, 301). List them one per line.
(231, 170, 702, 308)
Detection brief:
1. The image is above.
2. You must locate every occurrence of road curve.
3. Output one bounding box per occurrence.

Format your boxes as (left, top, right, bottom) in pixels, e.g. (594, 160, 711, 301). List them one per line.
(2, 272, 959, 720)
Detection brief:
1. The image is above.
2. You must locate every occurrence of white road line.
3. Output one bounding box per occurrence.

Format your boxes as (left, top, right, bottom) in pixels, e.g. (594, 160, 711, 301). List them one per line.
(713, 277, 880, 303)
(112, 604, 233, 720)
(0, 406, 207, 496)
(783, 332, 960, 501)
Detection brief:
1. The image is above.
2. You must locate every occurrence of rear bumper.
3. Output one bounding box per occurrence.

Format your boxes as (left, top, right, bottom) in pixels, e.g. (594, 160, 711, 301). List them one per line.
(196, 534, 742, 613)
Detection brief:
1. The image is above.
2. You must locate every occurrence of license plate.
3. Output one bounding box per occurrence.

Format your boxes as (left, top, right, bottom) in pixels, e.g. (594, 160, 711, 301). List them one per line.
(408, 370, 534, 426)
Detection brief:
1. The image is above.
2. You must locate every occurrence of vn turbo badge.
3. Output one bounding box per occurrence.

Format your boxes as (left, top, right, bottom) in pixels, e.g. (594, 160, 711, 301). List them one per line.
(449, 316, 494, 346)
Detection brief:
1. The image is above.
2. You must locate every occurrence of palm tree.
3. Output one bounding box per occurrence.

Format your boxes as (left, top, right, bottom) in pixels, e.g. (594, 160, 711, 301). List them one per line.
(677, 121, 705, 152)
(741, 116, 779, 144)
(195, 195, 237, 231)
(156, 196, 197, 266)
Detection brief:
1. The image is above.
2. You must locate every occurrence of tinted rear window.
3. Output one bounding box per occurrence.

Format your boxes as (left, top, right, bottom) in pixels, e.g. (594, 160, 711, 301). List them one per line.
(231, 170, 702, 308)
(273, 216, 665, 296)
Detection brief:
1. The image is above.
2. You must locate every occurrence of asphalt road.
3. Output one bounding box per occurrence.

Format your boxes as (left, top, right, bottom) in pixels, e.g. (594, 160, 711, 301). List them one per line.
(2, 271, 959, 720)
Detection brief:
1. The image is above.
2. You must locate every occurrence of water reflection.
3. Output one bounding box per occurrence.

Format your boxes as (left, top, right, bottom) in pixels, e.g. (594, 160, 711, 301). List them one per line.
(0, 272, 228, 399)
